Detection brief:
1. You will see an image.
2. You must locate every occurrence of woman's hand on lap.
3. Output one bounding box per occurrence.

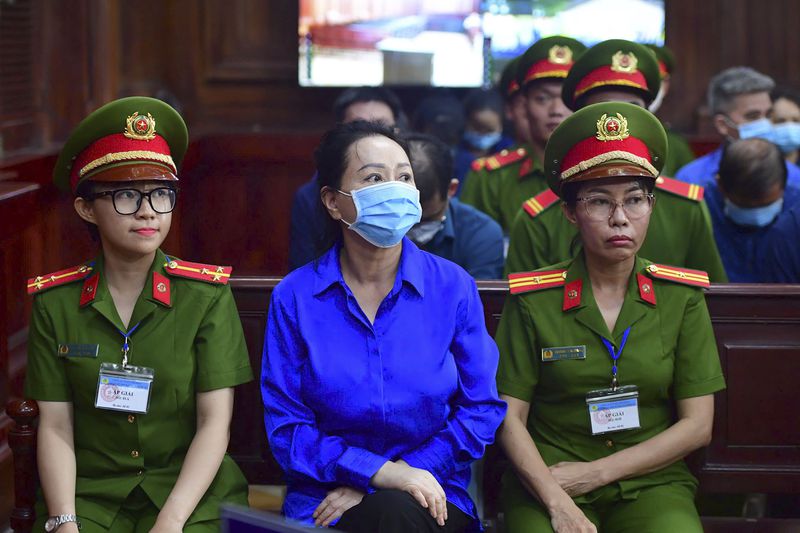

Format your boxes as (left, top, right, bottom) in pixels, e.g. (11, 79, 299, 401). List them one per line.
(549, 497, 597, 533)
(549, 461, 604, 497)
(371, 460, 448, 526)
(313, 486, 364, 527)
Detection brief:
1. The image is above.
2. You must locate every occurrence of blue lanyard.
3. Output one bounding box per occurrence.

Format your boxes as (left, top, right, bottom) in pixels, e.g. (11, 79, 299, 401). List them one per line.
(600, 327, 631, 389)
(115, 321, 142, 367)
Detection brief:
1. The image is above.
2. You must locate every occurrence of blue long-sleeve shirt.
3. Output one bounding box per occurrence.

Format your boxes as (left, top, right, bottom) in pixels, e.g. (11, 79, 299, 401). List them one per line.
(261, 238, 507, 525)
(288, 174, 326, 271)
(761, 202, 800, 282)
(704, 182, 800, 282)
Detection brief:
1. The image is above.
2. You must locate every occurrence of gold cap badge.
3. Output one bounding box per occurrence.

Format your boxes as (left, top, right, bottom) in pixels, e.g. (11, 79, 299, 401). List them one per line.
(548, 45, 573, 65)
(611, 51, 638, 74)
(124, 112, 157, 141)
(596, 113, 630, 142)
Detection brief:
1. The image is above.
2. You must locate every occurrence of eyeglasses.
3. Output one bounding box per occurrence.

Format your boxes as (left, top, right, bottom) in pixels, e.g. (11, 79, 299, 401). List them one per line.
(576, 193, 655, 221)
(88, 187, 178, 215)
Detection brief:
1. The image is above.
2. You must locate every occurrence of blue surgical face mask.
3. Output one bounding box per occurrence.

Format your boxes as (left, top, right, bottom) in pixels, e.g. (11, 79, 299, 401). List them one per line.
(338, 181, 422, 248)
(407, 216, 446, 245)
(464, 130, 502, 151)
(723, 197, 784, 228)
(769, 122, 800, 153)
(736, 117, 774, 141)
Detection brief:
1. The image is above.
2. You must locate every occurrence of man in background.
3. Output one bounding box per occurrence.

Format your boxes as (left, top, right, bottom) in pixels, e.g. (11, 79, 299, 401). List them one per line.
(706, 138, 800, 281)
(407, 133, 504, 279)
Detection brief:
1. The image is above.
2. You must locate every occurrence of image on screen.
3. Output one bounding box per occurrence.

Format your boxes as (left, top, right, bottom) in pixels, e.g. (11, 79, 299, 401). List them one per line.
(298, 0, 665, 87)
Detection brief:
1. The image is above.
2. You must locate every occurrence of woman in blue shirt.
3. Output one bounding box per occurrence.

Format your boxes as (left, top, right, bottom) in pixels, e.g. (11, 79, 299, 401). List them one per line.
(261, 121, 506, 532)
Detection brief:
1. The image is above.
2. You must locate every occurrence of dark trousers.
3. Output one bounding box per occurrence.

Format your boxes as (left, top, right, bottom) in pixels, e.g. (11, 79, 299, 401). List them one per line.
(335, 489, 473, 533)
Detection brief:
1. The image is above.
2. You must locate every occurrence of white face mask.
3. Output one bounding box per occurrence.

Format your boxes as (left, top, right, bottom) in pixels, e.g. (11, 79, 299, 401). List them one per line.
(648, 84, 666, 114)
(407, 217, 446, 245)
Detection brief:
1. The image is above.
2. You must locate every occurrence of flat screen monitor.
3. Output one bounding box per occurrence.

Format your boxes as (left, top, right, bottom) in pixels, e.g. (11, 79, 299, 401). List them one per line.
(299, 0, 665, 87)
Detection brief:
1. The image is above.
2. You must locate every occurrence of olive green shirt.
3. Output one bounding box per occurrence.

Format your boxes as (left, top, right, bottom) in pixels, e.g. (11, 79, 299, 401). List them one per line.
(496, 254, 726, 501)
(663, 129, 696, 178)
(504, 187, 729, 282)
(460, 144, 549, 234)
(25, 249, 253, 527)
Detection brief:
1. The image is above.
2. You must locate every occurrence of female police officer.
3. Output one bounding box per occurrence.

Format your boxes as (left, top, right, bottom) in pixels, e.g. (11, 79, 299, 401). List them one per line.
(24, 97, 252, 532)
(495, 102, 725, 532)
(261, 121, 506, 532)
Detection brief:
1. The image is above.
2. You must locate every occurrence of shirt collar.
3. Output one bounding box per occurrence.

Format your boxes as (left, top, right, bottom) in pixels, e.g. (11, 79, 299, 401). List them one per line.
(312, 238, 425, 298)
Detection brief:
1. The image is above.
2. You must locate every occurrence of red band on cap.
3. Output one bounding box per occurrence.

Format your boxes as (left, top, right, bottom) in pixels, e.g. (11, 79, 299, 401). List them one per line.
(71, 133, 175, 191)
(523, 59, 572, 84)
(561, 136, 652, 176)
(573, 65, 649, 99)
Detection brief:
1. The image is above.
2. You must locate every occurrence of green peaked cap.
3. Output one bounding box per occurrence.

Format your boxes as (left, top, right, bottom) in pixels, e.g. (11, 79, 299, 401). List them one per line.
(544, 101, 667, 197)
(54, 96, 188, 193)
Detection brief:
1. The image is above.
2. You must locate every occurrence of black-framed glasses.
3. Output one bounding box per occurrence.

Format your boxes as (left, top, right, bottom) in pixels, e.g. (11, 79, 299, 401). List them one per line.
(88, 187, 178, 215)
(576, 193, 655, 221)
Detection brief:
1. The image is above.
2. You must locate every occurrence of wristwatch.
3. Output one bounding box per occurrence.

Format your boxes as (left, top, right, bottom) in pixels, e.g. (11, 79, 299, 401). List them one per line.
(44, 514, 81, 531)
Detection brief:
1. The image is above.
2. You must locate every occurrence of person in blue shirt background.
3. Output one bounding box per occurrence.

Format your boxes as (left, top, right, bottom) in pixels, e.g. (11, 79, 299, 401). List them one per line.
(454, 88, 514, 187)
(769, 86, 800, 168)
(406, 133, 505, 279)
(288, 87, 404, 271)
(761, 201, 800, 283)
(675, 66, 800, 187)
(262, 121, 506, 532)
(705, 138, 800, 282)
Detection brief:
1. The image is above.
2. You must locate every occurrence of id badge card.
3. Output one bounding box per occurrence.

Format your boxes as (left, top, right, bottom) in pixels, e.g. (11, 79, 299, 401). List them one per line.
(585, 384, 640, 435)
(95, 362, 154, 414)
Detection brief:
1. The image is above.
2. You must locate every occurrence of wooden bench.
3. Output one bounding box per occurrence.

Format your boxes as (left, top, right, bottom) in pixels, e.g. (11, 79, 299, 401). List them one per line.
(7, 280, 800, 531)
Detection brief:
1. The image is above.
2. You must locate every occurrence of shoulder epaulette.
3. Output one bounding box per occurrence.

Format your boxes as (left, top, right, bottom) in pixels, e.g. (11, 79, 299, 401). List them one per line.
(27, 263, 93, 295)
(645, 264, 709, 288)
(522, 189, 559, 219)
(471, 157, 487, 172)
(655, 176, 704, 201)
(164, 258, 232, 285)
(508, 269, 567, 295)
(484, 147, 527, 171)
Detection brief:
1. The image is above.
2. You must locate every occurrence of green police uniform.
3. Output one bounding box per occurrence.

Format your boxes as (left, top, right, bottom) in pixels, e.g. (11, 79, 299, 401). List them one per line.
(504, 177, 729, 281)
(460, 36, 586, 234)
(497, 255, 725, 531)
(26, 251, 252, 530)
(497, 102, 726, 532)
(505, 40, 727, 280)
(460, 145, 546, 233)
(24, 97, 253, 531)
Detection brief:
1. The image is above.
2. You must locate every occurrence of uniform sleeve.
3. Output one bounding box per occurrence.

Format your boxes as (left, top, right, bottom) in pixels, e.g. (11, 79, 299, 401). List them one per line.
(262, 289, 389, 491)
(24, 295, 72, 401)
(495, 293, 539, 402)
(401, 276, 507, 481)
(672, 290, 726, 399)
(504, 209, 556, 276)
(460, 168, 501, 223)
(685, 201, 729, 283)
(194, 285, 253, 391)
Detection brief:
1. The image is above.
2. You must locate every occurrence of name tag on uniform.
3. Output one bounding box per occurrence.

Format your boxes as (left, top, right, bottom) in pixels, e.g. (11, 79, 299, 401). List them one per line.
(586, 385, 640, 435)
(57, 343, 99, 358)
(95, 363, 154, 414)
(542, 345, 586, 362)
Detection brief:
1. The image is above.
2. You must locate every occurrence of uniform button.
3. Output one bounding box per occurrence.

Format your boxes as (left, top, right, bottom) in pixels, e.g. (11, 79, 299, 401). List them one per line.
(131, 450, 140, 458)
(127, 414, 136, 423)
(137, 469, 143, 476)
(605, 439, 614, 448)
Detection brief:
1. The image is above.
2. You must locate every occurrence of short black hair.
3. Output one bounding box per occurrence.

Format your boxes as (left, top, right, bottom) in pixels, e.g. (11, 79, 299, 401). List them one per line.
(75, 180, 101, 242)
(463, 88, 504, 119)
(719, 138, 787, 198)
(405, 132, 453, 204)
(333, 87, 403, 124)
(313, 120, 410, 254)
(411, 92, 465, 147)
(771, 85, 800, 109)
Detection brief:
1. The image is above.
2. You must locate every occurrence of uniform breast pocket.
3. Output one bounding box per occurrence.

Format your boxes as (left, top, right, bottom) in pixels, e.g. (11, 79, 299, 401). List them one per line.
(59, 343, 104, 405)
